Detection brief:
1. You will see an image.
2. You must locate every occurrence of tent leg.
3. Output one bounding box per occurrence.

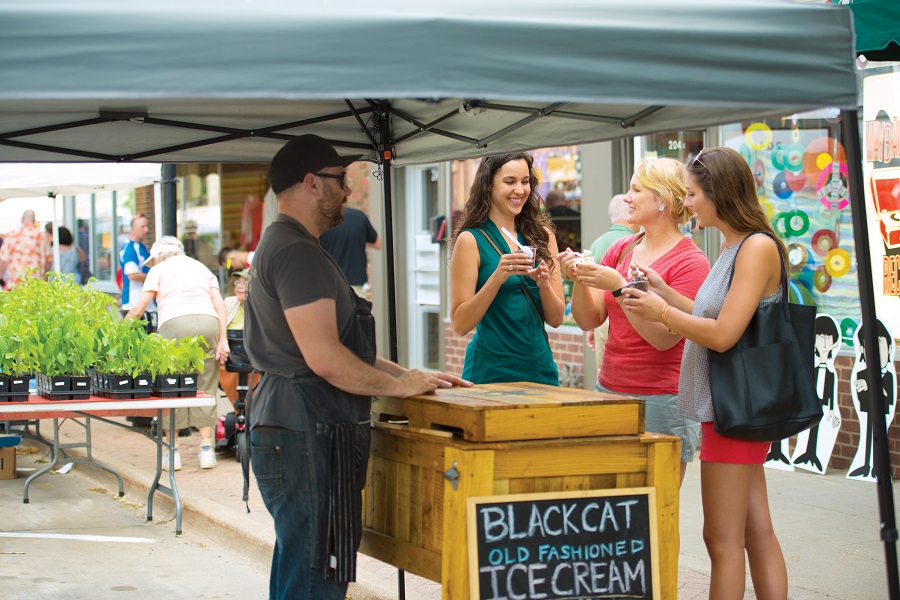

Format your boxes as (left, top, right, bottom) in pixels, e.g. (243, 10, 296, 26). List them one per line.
(161, 164, 177, 236)
(843, 108, 900, 600)
(376, 106, 399, 363)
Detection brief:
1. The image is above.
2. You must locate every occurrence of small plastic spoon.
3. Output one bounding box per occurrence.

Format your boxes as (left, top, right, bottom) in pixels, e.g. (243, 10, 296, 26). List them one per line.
(500, 226, 533, 259)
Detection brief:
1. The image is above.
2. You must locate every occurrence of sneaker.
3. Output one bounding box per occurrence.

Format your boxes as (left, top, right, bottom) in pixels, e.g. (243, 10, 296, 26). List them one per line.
(163, 449, 182, 471)
(198, 446, 217, 469)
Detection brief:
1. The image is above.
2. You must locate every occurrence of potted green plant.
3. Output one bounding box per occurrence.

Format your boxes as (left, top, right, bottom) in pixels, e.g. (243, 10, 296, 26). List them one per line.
(93, 318, 147, 398)
(148, 335, 182, 397)
(172, 335, 208, 397)
(0, 282, 40, 398)
(27, 277, 109, 400)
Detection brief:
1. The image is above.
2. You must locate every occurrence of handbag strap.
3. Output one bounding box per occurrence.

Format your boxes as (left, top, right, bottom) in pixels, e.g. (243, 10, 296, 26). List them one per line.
(473, 227, 547, 329)
(614, 231, 646, 267)
(726, 230, 789, 309)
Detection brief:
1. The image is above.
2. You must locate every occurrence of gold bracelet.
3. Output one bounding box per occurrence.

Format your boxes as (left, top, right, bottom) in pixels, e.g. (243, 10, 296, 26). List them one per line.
(660, 304, 677, 334)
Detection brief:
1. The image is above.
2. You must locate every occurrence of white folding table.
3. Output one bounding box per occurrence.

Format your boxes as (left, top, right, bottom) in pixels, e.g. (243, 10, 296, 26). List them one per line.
(0, 394, 216, 535)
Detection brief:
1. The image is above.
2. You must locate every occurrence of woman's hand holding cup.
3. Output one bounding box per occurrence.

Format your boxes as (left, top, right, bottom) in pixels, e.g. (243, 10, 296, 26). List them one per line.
(497, 251, 535, 280)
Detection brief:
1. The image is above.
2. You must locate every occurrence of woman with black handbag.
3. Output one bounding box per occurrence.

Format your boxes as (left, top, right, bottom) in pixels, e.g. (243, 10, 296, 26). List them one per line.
(623, 147, 789, 599)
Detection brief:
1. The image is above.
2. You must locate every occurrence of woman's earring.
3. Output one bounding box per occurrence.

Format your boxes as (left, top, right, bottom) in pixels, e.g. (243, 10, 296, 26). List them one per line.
(658, 205, 665, 212)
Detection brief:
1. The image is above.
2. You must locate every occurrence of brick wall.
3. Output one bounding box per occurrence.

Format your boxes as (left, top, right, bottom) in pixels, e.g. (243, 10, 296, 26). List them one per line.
(441, 331, 900, 476)
(442, 323, 586, 389)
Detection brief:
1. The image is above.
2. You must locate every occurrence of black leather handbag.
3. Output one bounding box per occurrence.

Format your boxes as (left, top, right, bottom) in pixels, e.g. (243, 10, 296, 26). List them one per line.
(709, 231, 821, 442)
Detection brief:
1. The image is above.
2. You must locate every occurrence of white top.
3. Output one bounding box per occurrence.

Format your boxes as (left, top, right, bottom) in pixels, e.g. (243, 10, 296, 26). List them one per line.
(678, 233, 782, 422)
(142, 254, 219, 328)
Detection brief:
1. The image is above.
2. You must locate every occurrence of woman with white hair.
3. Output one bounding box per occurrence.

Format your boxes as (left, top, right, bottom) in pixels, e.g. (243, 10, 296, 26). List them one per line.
(125, 235, 230, 470)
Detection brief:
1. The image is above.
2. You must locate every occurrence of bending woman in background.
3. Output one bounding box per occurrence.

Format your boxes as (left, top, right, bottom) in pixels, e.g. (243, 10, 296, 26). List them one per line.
(558, 156, 709, 484)
(126, 236, 230, 471)
(449, 152, 565, 385)
(624, 147, 789, 599)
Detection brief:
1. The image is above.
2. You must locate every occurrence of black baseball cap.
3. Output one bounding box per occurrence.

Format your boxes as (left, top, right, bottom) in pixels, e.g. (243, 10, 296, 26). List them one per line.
(268, 134, 362, 194)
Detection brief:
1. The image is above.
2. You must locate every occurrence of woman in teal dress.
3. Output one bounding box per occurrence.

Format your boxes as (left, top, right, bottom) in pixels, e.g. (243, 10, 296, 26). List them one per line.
(449, 152, 565, 385)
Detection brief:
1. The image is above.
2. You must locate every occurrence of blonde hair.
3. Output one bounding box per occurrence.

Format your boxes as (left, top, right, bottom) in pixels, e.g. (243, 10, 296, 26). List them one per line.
(634, 157, 691, 226)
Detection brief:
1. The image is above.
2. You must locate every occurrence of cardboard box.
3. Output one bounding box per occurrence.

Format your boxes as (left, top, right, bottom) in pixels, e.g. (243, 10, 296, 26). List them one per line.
(0, 446, 15, 480)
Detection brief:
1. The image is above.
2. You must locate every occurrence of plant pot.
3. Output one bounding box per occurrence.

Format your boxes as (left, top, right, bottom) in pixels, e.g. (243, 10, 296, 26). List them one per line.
(153, 374, 182, 398)
(8, 375, 30, 400)
(132, 372, 153, 399)
(93, 373, 136, 399)
(70, 375, 91, 400)
(0, 374, 9, 402)
(37, 374, 72, 401)
(179, 372, 199, 397)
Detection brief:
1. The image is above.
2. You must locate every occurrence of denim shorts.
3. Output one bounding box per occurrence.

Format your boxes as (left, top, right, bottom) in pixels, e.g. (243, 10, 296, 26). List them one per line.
(596, 383, 700, 462)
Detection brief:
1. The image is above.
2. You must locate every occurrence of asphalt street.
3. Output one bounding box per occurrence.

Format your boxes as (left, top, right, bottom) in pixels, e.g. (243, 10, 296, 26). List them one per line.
(0, 445, 270, 600)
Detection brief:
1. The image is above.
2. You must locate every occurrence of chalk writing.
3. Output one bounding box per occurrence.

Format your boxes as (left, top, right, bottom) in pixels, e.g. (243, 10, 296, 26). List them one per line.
(468, 489, 658, 600)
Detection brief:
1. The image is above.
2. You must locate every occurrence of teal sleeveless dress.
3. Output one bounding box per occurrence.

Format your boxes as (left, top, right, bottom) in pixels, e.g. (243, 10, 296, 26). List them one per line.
(461, 221, 559, 386)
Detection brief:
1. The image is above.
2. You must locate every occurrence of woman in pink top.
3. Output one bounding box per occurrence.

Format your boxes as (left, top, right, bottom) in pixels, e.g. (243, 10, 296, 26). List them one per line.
(558, 157, 709, 484)
(126, 236, 229, 471)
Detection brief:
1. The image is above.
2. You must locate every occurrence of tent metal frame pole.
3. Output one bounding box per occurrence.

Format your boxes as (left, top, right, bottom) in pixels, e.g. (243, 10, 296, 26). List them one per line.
(374, 101, 407, 599)
(161, 164, 177, 237)
(376, 106, 399, 364)
(843, 108, 900, 600)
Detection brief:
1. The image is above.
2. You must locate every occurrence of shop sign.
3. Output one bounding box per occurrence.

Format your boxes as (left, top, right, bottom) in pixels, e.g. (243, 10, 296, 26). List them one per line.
(467, 488, 659, 600)
(863, 71, 900, 338)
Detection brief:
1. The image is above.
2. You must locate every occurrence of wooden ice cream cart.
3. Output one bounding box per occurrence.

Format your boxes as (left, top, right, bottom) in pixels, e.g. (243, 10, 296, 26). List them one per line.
(360, 382, 681, 599)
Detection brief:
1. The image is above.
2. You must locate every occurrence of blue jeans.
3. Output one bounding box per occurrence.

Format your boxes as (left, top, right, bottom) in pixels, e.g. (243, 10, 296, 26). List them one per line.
(251, 426, 349, 600)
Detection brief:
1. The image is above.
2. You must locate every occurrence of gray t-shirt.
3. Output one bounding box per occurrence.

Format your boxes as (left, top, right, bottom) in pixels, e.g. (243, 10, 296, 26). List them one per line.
(244, 214, 356, 430)
(678, 233, 782, 422)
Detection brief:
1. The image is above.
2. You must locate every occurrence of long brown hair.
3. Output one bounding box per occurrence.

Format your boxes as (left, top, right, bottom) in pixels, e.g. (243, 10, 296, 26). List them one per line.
(687, 146, 788, 271)
(451, 152, 556, 271)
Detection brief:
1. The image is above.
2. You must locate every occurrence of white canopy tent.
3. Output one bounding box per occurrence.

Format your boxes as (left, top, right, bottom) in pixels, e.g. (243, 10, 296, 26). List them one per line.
(0, 162, 160, 273)
(1, 1, 897, 594)
(0, 163, 161, 199)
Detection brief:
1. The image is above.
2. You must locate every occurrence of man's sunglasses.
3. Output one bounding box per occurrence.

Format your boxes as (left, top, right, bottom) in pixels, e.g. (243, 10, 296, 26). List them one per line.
(315, 172, 347, 188)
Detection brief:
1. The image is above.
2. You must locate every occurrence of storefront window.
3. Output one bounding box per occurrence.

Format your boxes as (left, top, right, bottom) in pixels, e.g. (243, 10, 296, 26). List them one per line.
(721, 111, 861, 337)
(90, 192, 115, 282)
(177, 167, 222, 274)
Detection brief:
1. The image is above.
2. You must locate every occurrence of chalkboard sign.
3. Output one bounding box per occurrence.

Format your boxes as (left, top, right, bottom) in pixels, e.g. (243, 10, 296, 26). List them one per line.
(467, 488, 659, 600)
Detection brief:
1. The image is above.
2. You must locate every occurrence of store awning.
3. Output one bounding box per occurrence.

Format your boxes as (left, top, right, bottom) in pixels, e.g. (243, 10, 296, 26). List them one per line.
(847, 0, 900, 61)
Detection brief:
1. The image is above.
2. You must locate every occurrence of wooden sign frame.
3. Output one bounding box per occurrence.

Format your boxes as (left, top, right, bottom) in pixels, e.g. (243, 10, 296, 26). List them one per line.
(466, 487, 660, 600)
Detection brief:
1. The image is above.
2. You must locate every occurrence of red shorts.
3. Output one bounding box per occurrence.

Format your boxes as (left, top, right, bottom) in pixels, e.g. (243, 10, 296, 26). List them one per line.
(699, 422, 771, 465)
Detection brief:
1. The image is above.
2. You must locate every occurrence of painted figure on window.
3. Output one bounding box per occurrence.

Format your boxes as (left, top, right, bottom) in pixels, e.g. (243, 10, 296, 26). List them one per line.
(792, 313, 842, 474)
(848, 319, 897, 482)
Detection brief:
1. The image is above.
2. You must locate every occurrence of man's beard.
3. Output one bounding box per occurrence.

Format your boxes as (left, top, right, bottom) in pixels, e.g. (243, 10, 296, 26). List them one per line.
(316, 189, 345, 231)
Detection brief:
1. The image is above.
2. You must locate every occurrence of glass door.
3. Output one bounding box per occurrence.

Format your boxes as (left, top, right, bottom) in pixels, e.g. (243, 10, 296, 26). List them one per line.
(405, 165, 442, 371)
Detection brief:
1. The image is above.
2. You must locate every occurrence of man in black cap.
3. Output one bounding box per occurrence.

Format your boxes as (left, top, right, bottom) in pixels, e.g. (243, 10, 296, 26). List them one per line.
(244, 134, 470, 600)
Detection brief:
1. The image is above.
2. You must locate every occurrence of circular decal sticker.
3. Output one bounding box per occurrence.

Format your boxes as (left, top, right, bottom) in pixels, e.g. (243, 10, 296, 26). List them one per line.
(785, 169, 807, 192)
(753, 160, 766, 187)
(784, 144, 805, 174)
(817, 162, 850, 210)
(824, 248, 851, 278)
(788, 243, 809, 272)
(813, 265, 832, 293)
(745, 123, 773, 151)
(811, 229, 837, 256)
(803, 137, 846, 185)
(773, 172, 793, 200)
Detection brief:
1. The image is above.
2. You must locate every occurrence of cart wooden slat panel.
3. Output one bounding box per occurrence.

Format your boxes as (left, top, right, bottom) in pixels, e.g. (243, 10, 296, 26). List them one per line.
(360, 383, 681, 599)
(372, 382, 644, 442)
